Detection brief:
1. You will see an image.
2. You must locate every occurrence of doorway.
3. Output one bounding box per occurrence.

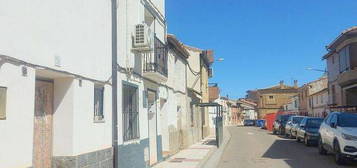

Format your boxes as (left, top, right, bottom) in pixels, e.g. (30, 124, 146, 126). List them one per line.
(33, 80, 54, 168)
(147, 89, 158, 165)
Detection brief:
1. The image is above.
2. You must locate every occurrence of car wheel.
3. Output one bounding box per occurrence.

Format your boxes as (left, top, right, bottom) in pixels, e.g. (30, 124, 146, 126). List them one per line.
(273, 130, 276, 135)
(304, 135, 310, 146)
(318, 138, 327, 155)
(334, 141, 345, 165)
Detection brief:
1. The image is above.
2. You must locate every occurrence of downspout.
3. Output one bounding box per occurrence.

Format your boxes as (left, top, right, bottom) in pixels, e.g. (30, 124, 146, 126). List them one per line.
(111, 0, 119, 167)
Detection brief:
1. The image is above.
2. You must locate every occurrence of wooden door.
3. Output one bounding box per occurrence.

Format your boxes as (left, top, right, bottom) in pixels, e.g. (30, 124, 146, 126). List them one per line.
(33, 80, 54, 168)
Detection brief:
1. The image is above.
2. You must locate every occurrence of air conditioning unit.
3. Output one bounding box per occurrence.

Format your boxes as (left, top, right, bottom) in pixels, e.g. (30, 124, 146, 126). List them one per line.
(133, 24, 152, 50)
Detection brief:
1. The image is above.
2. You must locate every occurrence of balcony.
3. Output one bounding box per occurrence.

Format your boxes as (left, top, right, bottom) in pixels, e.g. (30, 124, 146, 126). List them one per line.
(143, 37, 168, 82)
(338, 69, 357, 87)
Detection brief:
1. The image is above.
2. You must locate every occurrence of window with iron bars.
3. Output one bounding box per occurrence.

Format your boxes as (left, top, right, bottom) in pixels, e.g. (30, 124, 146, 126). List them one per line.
(123, 83, 140, 141)
(94, 84, 104, 121)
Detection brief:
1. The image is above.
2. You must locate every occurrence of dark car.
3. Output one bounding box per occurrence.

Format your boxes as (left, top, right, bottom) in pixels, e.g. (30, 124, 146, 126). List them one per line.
(244, 119, 256, 126)
(256, 119, 266, 129)
(273, 114, 294, 135)
(296, 117, 324, 146)
(285, 116, 305, 138)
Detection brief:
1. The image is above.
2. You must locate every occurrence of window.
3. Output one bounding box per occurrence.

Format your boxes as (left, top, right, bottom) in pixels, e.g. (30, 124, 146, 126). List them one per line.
(0, 87, 7, 120)
(330, 114, 338, 126)
(123, 83, 139, 141)
(94, 84, 104, 121)
(320, 95, 323, 104)
(332, 55, 335, 64)
(269, 96, 274, 99)
(339, 46, 350, 73)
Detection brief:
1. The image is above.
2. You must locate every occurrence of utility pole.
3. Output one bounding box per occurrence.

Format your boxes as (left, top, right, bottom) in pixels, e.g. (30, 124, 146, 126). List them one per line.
(111, 0, 118, 167)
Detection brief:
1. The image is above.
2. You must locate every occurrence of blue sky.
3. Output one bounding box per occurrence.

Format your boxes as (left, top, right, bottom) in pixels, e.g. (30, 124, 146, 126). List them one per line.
(166, 0, 357, 99)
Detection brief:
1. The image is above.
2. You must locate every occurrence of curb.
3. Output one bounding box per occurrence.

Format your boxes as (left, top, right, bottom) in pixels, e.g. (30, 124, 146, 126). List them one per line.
(199, 126, 232, 168)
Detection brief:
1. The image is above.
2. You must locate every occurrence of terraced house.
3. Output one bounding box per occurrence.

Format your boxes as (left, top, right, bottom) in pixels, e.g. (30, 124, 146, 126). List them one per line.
(0, 0, 216, 168)
(323, 26, 357, 111)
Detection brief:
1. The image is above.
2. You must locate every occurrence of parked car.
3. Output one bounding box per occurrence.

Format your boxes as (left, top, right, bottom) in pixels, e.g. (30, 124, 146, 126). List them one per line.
(255, 119, 265, 128)
(273, 114, 294, 135)
(318, 112, 357, 165)
(285, 116, 305, 138)
(296, 117, 324, 146)
(243, 119, 256, 126)
(291, 116, 307, 138)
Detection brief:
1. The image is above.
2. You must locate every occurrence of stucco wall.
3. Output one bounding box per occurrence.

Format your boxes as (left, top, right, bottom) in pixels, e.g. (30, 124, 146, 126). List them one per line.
(0, 64, 35, 168)
(0, 0, 112, 80)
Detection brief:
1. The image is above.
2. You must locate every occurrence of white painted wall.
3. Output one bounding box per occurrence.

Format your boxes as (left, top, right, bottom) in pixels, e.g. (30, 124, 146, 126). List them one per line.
(0, 0, 112, 80)
(185, 47, 202, 93)
(0, 0, 114, 166)
(159, 49, 187, 152)
(72, 79, 112, 155)
(0, 64, 35, 168)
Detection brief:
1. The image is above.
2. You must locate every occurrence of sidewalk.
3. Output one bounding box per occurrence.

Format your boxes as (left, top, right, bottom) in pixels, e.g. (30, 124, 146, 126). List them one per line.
(152, 136, 217, 168)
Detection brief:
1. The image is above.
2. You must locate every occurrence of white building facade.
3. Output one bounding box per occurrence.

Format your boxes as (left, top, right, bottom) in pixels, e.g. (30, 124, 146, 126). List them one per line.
(0, 1, 113, 168)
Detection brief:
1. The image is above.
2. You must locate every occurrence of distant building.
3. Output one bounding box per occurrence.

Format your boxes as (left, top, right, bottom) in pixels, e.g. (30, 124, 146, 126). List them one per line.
(283, 95, 299, 114)
(237, 99, 257, 120)
(247, 80, 299, 119)
(323, 26, 357, 112)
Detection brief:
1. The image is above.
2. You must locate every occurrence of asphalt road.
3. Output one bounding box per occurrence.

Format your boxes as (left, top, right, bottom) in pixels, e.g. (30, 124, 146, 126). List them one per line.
(217, 126, 357, 168)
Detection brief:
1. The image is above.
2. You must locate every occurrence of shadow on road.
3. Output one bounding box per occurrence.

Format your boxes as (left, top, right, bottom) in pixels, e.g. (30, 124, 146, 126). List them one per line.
(262, 139, 357, 168)
(202, 139, 217, 146)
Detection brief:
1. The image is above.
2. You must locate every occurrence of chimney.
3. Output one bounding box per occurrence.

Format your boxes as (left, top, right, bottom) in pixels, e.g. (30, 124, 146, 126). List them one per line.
(294, 80, 298, 89)
(279, 80, 284, 89)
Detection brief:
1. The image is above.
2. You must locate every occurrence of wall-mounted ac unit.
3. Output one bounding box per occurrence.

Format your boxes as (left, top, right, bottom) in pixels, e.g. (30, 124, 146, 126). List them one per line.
(133, 23, 152, 50)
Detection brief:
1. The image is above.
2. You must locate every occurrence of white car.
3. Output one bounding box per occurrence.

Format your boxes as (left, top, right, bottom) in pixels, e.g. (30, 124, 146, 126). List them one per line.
(318, 112, 357, 165)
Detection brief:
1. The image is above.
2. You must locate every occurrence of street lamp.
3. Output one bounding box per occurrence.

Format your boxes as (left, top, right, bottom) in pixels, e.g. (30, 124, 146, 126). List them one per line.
(216, 58, 224, 62)
(305, 67, 327, 73)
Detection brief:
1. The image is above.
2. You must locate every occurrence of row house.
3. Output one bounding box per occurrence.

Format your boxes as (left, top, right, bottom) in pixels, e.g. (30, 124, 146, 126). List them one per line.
(283, 95, 299, 114)
(0, 0, 214, 168)
(247, 80, 299, 119)
(297, 76, 328, 117)
(183, 45, 214, 148)
(323, 26, 357, 112)
(0, 0, 115, 167)
(237, 99, 258, 121)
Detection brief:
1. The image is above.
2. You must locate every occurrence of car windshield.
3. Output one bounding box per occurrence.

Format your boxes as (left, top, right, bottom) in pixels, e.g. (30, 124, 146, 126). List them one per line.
(338, 113, 357, 127)
(280, 115, 291, 123)
(292, 117, 304, 124)
(306, 118, 324, 128)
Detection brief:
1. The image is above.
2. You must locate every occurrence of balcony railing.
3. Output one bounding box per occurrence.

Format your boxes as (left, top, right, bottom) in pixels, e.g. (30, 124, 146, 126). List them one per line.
(143, 37, 168, 81)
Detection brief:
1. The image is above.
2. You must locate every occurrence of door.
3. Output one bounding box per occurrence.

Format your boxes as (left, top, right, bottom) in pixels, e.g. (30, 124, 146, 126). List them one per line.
(147, 90, 158, 165)
(33, 80, 54, 168)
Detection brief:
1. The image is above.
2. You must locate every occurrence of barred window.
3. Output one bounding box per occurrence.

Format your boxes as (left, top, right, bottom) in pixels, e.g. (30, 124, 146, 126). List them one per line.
(123, 83, 140, 141)
(94, 84, 104, 121)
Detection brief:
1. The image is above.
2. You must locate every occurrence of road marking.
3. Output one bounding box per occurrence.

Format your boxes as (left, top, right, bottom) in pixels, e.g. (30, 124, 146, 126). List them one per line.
(247, 132, 254, 135)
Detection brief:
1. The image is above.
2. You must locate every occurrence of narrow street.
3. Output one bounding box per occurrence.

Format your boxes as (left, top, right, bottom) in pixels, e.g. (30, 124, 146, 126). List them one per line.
(218, 126, 357, 168)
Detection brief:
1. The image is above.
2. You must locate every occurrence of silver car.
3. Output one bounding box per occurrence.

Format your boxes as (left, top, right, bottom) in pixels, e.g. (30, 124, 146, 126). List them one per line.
(286, 116, 306, 138)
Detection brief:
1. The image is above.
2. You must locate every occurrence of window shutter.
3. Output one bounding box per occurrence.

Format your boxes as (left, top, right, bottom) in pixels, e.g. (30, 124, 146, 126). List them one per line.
(0, 87, 7, 120)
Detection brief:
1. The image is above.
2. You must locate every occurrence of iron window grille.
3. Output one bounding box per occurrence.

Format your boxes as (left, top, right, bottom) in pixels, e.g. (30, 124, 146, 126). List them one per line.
(94, 84, 105, 121)
(123, 84, 140, 141)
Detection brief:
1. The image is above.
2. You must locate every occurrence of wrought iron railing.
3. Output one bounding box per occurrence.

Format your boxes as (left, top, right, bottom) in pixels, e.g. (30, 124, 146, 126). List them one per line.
(143, 37, 168, 77)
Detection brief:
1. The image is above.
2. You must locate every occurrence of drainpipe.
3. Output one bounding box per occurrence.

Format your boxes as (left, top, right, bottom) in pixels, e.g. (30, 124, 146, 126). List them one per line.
(111, 0, 119, 167)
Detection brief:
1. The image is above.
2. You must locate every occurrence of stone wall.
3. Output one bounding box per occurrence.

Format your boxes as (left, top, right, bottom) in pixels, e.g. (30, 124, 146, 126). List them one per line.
(52, 147, 113, 168)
